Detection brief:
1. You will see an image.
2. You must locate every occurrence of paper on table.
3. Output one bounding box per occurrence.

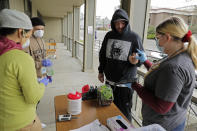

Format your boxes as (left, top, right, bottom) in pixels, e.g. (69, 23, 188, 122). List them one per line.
(133, 124, 166, 131)
(70, 119, 109, 131)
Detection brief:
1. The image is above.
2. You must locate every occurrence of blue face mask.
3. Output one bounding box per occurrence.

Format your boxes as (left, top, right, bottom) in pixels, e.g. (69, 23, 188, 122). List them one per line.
(22, 39, 30, 49)
(155, 38, 164, 52)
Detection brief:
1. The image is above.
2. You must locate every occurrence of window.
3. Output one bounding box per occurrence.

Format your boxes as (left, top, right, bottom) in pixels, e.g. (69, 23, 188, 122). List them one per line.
(24, 0, 32, 17)
(0, 0, 9, 11)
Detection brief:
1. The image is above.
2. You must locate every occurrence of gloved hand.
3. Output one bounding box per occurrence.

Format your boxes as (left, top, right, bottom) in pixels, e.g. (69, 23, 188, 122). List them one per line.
(47, 75, 52, 83)
(39, 77, 49, 86)
(135, 49, 147, 63)
(42, 59, 52, 67)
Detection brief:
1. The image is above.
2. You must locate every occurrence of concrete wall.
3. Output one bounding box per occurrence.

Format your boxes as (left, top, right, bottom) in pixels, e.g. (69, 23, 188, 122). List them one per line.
(9, 0, 24, 12)
(31, 1, 38, 17)
(175, 14, 188, 24)
(192, 16, 197, 25)
(150, 12, 196, 27)
(149, 13, 172, 27)
(43, 17, 62, 43)
(8, 0, 63, 43)
(9, 0, 37, 17)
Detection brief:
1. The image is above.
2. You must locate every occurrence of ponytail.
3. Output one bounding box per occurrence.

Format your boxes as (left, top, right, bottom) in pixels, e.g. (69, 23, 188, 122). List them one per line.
(187, 36, 197, 69)
(156, 16, 197, 69)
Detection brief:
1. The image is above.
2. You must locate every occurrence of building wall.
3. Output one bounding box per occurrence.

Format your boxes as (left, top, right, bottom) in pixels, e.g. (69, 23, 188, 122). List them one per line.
(149, 13, 172, 27)
(9, 0, 38, 17)
(173, 14, 188, 24)
(31, 1, 38, 17)
(43, 17, 62, 43)
(191, 15, 197, 25)
(150, 12, 196, 27)
(8, 1, 62, 43)
(9, 0, 24, 12)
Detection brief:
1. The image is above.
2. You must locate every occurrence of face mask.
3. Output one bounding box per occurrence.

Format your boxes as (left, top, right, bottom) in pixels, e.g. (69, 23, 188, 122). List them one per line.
(34, 30, 44, 38)
(155, 38, 164, 52)
(22, 39, 30, 49)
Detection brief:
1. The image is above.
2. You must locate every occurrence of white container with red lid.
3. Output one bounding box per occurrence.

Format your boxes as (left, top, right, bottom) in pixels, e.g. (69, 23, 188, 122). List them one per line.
(67, 91, 82, 115)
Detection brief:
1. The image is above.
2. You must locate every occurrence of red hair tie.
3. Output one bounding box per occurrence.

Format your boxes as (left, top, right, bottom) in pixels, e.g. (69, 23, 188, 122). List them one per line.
(182, 30, 192, 42)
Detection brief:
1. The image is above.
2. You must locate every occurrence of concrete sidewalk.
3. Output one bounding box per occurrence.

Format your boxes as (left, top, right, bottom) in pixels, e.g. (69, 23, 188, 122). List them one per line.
(37, 43, 102, 131)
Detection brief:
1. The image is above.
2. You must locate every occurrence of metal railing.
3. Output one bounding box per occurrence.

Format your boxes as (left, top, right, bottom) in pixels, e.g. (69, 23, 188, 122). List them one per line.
(63, 35, 102, 64)
(66, 37, 73, 52)
(75, 40, 84, 64)
(94, 39, 166, 62)
(131, 69, 145, 127)
(63, 35, 84, 64)
(95, 39, 102, 49)
(132, 68, 197, 129)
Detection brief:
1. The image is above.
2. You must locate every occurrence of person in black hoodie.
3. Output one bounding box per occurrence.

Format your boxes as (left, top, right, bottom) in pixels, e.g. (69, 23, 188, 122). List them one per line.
(98, 9, 144, 121)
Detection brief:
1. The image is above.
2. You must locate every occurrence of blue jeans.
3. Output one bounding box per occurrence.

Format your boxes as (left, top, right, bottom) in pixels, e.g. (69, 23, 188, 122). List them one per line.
(171, 120, 186, 131)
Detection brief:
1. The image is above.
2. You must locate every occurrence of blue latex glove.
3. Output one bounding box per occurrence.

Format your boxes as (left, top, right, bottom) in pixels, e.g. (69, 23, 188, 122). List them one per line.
(39, 77, 49, 86)
(135, 49, 147, 63)
(42, 59, 52, 67)
(47, 75, 52, 83)
(125, 83, 132, 88)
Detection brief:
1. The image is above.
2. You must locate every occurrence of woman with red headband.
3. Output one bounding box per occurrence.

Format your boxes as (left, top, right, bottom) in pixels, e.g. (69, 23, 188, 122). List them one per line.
(132, 16, 197, 131)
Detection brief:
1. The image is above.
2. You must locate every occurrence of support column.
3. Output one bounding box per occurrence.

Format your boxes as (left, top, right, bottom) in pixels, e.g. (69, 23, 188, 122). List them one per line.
(121, 0, 151, 44)
(66, 13, 69, 50)
(64, 16, 68, 46)
(72, 6, 80, 57)
(61, 18, 65, 43)
(83, 0, 96, 72)
(67, 12, 73, 51)
(121, 0, 150, 125)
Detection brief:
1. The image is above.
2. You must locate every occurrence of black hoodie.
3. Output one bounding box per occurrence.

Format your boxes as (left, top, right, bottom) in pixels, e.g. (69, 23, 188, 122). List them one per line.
(98, 9, 144, 83)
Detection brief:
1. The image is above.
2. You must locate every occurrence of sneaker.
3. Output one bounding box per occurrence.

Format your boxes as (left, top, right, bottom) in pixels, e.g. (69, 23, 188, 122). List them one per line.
(41, 123, 47, 128)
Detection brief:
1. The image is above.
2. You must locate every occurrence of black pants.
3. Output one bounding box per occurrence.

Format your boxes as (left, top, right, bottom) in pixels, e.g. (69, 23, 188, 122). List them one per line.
(109, 85, 134, 121)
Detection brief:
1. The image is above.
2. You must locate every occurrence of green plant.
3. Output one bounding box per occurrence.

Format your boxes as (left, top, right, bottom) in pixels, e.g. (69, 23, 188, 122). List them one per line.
(147, 25, 156, 39)
(99, 85, 113, 100)
(147, 33, 155, 39)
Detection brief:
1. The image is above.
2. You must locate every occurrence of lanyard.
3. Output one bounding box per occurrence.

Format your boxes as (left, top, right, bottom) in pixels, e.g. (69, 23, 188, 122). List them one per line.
(29, 36, 46, 59)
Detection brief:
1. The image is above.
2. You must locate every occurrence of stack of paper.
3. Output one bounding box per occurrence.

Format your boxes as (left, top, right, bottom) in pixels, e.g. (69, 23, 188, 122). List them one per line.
(70, 119, 109, 131)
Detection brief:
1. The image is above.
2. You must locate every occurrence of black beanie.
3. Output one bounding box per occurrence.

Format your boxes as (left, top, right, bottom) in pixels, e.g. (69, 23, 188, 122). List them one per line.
(31, 17, 45, 26)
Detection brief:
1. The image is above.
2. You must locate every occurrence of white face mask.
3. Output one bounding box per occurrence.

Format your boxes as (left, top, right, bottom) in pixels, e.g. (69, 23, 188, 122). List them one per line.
(34, 30, 44, 38)
(22, 39, 30, 49)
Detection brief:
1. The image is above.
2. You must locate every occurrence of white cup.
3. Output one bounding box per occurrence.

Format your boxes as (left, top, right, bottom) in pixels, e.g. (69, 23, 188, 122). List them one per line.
(68, 97, 82, 115)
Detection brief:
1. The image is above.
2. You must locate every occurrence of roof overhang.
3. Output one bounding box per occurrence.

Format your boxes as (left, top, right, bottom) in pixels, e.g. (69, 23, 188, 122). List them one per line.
(33, 0, 84, 18)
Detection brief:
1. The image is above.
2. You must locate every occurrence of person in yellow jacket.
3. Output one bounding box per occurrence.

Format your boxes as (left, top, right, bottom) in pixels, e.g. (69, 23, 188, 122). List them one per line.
(0, 9, 47, 131)
(23, 17, 49, 128)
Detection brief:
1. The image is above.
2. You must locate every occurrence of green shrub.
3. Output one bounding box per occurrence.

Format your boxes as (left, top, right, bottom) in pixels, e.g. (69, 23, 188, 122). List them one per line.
(147, 26, 156, 39)
(147, 33, 155, 39)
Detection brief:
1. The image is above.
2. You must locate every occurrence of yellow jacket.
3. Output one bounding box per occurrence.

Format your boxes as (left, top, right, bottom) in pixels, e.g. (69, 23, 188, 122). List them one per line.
(0, 49, 45, 131)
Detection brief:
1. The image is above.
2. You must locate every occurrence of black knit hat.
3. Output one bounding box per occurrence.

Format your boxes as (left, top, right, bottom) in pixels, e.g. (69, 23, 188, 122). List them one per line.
(31, 17, 45, 26)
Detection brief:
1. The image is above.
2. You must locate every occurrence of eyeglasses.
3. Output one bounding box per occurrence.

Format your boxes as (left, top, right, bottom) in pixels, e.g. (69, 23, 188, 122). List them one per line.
(154, 32, 165, 42)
